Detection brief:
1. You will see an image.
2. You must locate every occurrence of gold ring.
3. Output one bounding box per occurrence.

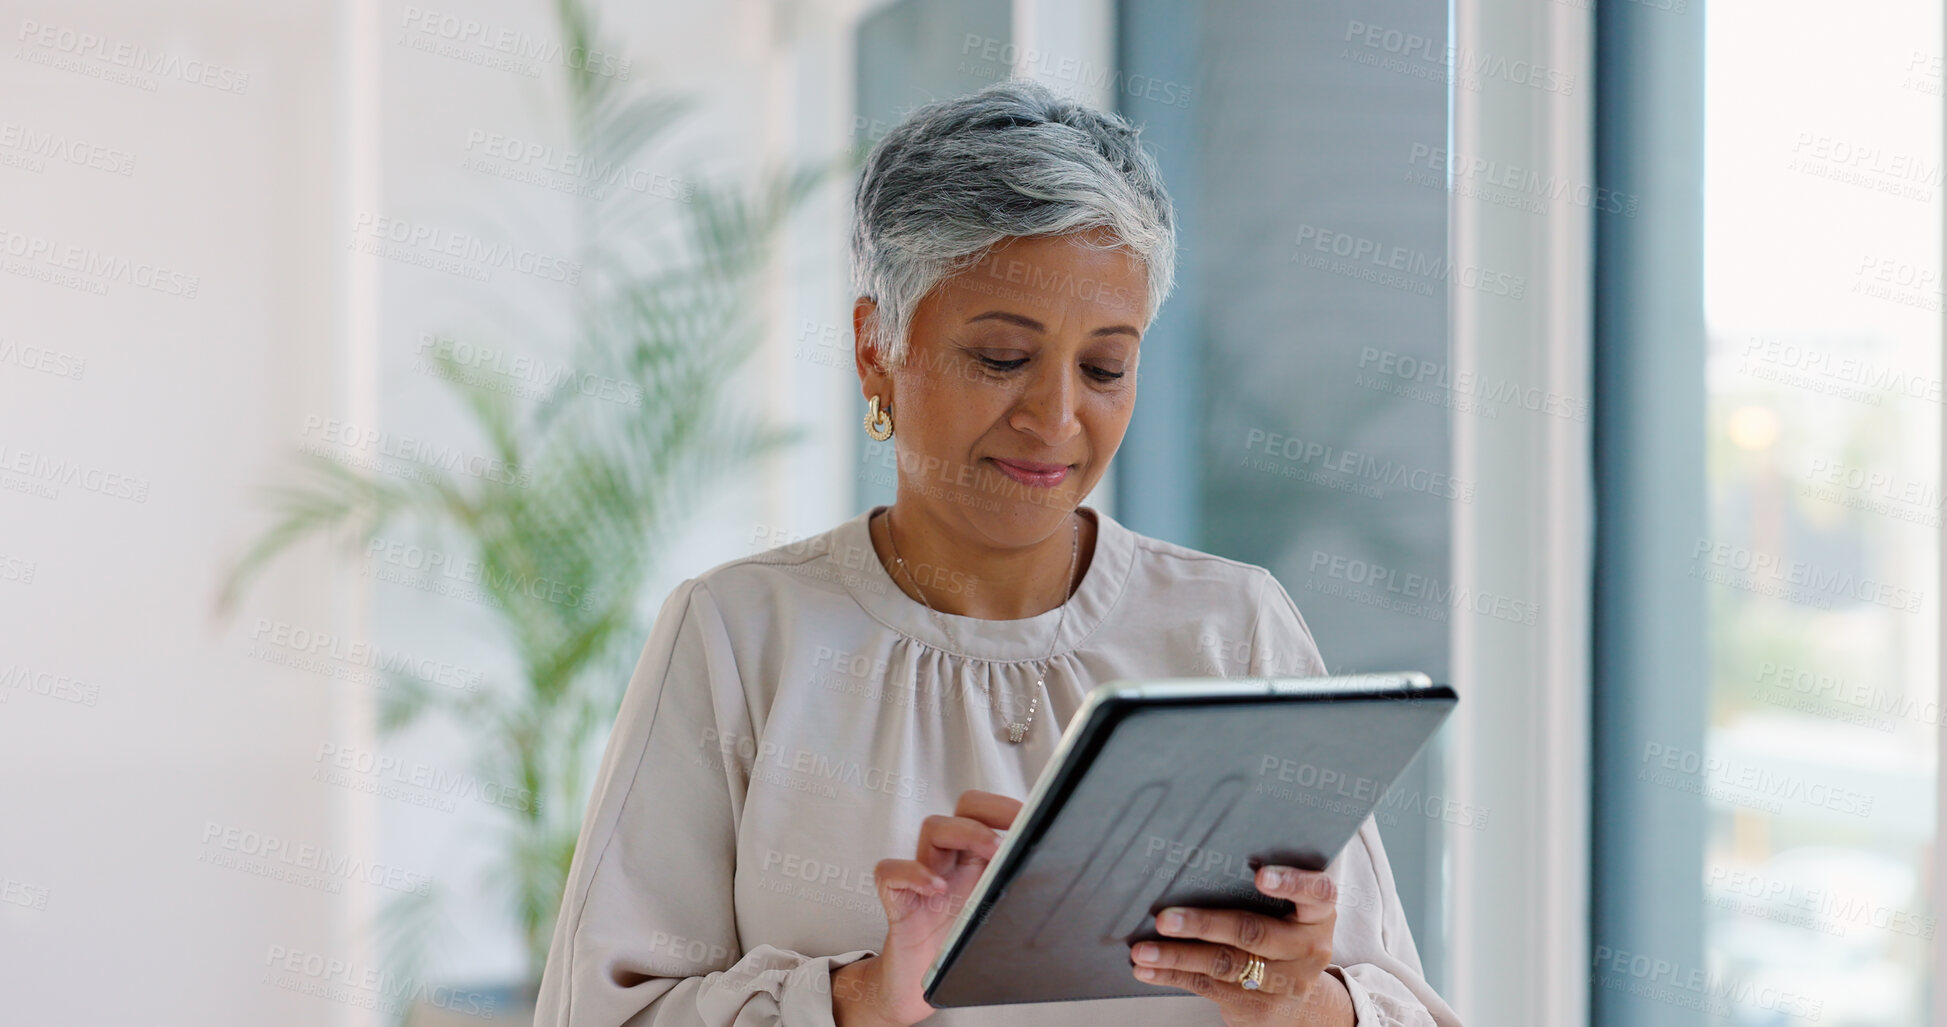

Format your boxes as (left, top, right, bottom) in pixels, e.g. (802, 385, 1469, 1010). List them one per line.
(1236, 953, 1267, 991)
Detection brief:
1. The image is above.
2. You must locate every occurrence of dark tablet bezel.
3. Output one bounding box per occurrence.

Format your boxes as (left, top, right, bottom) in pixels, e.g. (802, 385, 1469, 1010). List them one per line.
(921, 673, 1455, 1005)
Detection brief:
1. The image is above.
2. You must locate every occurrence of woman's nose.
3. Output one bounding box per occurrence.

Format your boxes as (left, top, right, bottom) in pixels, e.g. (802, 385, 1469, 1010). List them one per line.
(1010, 365, 1081, 445)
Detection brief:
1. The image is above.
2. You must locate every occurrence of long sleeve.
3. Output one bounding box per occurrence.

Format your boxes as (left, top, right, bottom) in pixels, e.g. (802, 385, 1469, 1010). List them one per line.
(1246, 567, 1329, 679)
(533, 578, 878, 1027)
(1250, 570, 1465, 1027)
(1326, 819, 1465, 1027)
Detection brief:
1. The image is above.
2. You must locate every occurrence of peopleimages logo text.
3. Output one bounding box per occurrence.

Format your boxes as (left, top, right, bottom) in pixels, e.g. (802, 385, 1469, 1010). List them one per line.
(1691, 538, 1923, 613)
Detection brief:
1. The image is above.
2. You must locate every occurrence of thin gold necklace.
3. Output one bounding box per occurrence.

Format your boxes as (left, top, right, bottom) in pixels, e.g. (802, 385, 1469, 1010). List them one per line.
(883, 507, 1079, 744)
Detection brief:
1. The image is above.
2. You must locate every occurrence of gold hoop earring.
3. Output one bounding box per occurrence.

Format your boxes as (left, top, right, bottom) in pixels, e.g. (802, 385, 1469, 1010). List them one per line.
(864, 395, 894, 441)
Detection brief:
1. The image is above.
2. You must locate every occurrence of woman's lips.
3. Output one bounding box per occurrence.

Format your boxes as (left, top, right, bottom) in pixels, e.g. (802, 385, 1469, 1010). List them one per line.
(990, 458, 1071, 488)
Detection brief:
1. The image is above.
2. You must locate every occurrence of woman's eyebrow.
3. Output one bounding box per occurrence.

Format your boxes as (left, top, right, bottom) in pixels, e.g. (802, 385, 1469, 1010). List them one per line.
(965, 310, 1140, 338)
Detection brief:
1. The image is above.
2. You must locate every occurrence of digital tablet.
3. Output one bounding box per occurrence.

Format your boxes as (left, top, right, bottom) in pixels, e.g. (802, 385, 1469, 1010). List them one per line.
(920, 672, 1457, 1008)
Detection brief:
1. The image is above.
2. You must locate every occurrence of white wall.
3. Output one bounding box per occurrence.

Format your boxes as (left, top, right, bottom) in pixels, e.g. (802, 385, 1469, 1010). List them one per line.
(0, 1, 355, 1021)
(1, 0, 863, 1020)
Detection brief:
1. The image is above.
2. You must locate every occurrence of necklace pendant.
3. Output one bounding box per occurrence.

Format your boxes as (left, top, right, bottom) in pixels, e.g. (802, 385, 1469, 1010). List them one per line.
(1008, 723, 1028, 744)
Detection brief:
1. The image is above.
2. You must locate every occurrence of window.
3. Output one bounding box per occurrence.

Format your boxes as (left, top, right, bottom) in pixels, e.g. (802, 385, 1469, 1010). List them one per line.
(1595, 2, 1941, 1021)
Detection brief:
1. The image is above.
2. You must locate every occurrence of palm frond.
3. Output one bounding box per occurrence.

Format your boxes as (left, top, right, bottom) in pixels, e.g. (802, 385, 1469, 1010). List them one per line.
(219, 0, 845, 990)
(371, 881, 452, 1027)
(216, 450, 455, 614)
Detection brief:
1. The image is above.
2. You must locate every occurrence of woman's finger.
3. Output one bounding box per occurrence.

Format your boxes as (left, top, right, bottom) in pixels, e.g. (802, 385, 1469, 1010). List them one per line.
(1129, 939, 1314, 995)
(874, 858, 947, 895)
(873, 858, 951, 918)
(1253, 864, 1338, 921)
(1130, 963, 1224, 997)
(914, 814, 1006, 870)
(1134, 962, 1315, 1025)
(1132, 950, 1329, 1026)
(1152, 905, 1326, 963)
(953, 789, 1023, 830)
(1134, 961, 1308, 1016)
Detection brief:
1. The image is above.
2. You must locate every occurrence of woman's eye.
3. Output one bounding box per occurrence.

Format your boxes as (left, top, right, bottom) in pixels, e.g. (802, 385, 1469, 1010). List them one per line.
(968, 353, 1125, 381)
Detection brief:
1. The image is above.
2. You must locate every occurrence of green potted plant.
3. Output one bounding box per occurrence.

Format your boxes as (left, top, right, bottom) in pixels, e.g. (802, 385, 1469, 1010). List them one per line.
(219, 1, 846, 1017)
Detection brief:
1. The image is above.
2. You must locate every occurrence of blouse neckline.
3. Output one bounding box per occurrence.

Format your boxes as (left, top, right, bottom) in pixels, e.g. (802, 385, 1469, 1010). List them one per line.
(834, 503, 1137, 663)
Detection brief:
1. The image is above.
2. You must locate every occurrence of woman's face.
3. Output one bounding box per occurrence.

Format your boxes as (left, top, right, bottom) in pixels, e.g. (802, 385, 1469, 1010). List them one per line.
(855, 228, 1150, 548)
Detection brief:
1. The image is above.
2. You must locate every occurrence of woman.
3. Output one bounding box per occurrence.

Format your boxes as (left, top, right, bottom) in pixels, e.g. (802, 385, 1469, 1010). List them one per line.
(534, 79, 1461, 1027)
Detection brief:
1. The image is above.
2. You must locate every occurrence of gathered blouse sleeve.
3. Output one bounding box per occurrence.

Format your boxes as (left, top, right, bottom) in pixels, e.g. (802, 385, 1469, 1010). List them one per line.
(533, 578, 877, 1027)
(1250, 570, 1466, 1027)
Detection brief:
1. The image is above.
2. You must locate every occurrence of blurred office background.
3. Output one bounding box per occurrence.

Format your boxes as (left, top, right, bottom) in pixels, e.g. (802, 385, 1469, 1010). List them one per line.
(0, 0, 1938, 1024)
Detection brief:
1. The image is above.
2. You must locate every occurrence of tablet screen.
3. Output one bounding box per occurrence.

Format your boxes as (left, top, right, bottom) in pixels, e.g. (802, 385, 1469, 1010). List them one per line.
(922, 673, 1456, 1008)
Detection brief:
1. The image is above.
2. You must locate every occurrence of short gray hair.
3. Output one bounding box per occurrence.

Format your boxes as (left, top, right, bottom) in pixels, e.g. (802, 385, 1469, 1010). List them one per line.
(850, 78, 1177, 369)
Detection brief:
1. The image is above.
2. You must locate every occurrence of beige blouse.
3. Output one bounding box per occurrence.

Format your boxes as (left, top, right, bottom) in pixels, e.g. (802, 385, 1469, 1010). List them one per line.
(533, 504, 1462, 1026)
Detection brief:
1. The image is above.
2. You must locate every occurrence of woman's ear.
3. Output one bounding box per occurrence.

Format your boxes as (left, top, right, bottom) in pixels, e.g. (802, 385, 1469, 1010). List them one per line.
(853, 296, 891, 398)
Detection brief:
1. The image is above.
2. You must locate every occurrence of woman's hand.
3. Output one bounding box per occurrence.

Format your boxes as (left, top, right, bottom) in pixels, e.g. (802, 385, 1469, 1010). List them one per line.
(833, 789, 1022, 1027)
(1127, 864, 1356, 1026)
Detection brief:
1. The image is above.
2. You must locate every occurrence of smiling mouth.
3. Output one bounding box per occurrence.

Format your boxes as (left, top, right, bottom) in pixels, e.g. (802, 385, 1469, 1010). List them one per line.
(989, 458, 1072, 488)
